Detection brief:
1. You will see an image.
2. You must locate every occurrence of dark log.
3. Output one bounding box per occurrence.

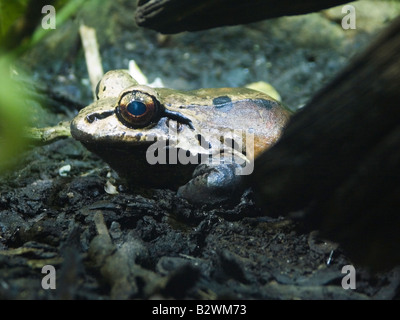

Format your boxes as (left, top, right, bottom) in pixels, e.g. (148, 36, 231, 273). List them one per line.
(247, 16, 400, 271)
(135, 0, 350, 33)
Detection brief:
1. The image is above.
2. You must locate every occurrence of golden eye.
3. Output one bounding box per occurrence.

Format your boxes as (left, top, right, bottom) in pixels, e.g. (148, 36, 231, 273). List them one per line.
(116, 91, 160, 128)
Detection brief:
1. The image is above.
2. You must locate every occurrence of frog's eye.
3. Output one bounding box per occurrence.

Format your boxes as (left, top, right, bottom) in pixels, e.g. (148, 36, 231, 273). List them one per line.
(116, 91, 160, 128)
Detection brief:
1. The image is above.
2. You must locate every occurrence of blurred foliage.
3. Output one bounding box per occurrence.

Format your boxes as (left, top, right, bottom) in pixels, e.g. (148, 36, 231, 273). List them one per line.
(0, 0, 55, 53)
(0, 0, 84, 172)
(0, 0, 86, 172)
(0, 59, 29, 172)
(0, 0, 29, 36)
(0, 0, 84, 56)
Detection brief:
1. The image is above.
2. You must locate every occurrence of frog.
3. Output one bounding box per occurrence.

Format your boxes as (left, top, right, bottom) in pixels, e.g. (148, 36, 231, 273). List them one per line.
(70, 70, 291, 205)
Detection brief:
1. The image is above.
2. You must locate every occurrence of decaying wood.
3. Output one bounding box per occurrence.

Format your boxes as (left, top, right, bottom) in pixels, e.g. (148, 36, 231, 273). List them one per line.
(247, 16, 400, 271)
(135, 0, 350, 33)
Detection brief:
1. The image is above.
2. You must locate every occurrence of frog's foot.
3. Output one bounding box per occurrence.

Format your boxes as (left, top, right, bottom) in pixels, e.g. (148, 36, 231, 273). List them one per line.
(177, 163, 244, 206)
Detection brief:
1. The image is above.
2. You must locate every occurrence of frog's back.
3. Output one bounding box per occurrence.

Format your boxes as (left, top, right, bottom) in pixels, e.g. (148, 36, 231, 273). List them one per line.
(159, 87, 291, 159)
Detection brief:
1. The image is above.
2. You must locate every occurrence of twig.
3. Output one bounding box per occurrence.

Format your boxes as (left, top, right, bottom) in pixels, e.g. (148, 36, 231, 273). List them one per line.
(79, 24, 104, 98)
(23, 121, 71, 145)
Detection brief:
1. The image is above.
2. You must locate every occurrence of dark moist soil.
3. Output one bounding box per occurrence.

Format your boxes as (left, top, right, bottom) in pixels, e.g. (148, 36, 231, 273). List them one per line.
(1, 0, 400, 299)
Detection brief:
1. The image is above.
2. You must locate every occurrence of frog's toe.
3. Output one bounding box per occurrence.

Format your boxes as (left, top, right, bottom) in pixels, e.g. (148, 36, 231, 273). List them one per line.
(177, 163, 243, 205)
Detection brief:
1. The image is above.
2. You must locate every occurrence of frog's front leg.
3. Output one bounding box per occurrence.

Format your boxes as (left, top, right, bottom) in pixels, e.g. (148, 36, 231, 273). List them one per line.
(177, 162, 244, 205)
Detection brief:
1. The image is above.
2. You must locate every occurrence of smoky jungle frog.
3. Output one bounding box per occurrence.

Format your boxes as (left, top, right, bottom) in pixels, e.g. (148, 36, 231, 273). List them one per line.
(71, 70, 291, 205)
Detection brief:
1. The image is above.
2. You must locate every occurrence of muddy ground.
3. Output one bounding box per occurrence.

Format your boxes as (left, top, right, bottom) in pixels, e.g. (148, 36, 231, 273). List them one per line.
(1, 0, 400, 299)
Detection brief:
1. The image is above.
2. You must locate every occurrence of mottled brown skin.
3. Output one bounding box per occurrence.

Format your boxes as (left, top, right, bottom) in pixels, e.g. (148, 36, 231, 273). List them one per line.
(71, 70, 291, 204)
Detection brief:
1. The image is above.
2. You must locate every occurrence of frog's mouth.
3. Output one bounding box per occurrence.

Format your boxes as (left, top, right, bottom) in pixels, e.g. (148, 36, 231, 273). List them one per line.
(71, 106, 195, 149)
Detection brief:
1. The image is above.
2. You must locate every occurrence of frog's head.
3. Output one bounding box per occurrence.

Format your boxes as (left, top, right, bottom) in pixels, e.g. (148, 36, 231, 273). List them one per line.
(70, 70, 200, 187)
(71, 70, 194, 150)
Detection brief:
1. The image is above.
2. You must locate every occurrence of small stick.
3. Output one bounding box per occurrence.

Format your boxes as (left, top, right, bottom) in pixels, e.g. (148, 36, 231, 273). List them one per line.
(93, 211, 111, 240)
(79, 24, 104, 99)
